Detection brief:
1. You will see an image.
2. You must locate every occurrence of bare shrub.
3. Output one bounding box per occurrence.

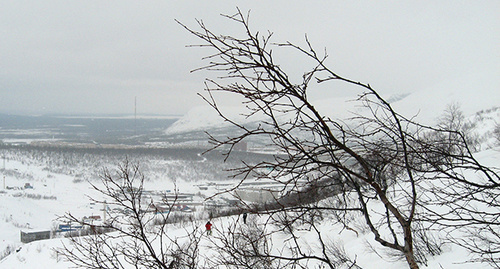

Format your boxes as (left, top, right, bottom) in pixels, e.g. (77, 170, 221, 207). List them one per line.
(56, 160, 203, 269)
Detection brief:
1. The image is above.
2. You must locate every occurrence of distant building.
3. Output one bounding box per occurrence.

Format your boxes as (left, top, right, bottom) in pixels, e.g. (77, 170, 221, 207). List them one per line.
(58, 223, 83, 232)
(84, 215, 101, 221)
(235, 188, 278, 203)
(20, 230, 51, 243)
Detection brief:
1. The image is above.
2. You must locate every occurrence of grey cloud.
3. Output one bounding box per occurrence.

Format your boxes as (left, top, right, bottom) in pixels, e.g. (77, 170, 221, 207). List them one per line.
(0, 1, 498, 115)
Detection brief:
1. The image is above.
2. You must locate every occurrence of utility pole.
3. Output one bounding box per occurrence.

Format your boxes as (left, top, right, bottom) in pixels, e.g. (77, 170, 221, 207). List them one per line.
(2, 155, 5, 190)
(103, 200, 107, 223)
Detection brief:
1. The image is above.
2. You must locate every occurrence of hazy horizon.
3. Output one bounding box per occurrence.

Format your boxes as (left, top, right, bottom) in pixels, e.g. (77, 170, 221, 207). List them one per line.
(1, 1, 498, 116)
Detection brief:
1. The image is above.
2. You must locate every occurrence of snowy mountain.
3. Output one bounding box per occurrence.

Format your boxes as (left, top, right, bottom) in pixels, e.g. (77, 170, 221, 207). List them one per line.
(167, 70, 499, 139)
(390, 70, 500, 125)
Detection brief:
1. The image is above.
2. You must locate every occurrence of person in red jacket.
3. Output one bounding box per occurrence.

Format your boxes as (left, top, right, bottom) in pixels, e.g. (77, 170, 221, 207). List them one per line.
(205, 221, 212, 236)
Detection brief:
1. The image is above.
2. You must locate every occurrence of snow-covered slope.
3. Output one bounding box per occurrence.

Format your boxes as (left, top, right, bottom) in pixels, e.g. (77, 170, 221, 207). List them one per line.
(167, 70, 499, 135)
(2, 143, 498, 268)
(391, 70, 500, 125)
(1, 191, 495, 269)
(1, 70, 498, 268)
(165, 105, 264, 135)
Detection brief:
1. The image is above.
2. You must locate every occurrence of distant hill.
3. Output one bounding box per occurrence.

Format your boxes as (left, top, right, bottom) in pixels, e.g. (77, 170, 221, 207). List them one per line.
(166, 70, 499, 137)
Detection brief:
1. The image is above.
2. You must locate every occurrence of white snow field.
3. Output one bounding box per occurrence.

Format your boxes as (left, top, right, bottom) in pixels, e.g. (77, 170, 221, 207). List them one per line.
(1, 77, 499, 268)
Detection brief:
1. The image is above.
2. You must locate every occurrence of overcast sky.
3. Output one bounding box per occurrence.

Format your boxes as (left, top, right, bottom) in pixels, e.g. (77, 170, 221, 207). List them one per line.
(1, 1, 498, 116)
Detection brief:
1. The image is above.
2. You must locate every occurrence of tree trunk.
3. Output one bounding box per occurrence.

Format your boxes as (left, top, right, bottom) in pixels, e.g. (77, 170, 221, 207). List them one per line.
(405, 251, 419, 269)
(403, 223, 419, 269)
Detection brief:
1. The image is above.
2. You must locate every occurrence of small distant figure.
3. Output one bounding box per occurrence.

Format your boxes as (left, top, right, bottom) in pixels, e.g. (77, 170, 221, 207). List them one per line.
(242, 212, 248, 224)
(205, 221, 212, 236)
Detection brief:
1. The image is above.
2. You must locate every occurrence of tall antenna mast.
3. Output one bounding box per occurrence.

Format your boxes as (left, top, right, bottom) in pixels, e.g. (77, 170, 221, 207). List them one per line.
(134, 96, 137, 136)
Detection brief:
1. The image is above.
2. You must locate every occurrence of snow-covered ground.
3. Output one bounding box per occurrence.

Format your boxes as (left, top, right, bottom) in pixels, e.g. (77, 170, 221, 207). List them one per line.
(1, 184, 494, 268)
(0, 159, 98, 259)
(0, 143, 498, 268)
(1, 75, 499, 268)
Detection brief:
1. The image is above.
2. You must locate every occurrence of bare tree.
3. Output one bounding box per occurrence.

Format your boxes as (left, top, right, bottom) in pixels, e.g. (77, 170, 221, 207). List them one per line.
(207, 214, 361, 269)
(494, 122, 500, 145)
(179, 9, 499, 269)
(208, 219, 277, 268)
(56, 160, 204, 269)
(415, 126, 500, 267)
(436, 102, 479, 152)
(55, 9, 499, 269)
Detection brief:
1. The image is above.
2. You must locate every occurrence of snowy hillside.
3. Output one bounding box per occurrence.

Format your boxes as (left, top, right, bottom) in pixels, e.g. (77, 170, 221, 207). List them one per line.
(1, 142, 497, 269)
(1, 73, 499, 268)
(390, 70, 500, 125)
(165, 106, 245, 135)
(167, 70, 499, 136)
(1, 205, 489, 269)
